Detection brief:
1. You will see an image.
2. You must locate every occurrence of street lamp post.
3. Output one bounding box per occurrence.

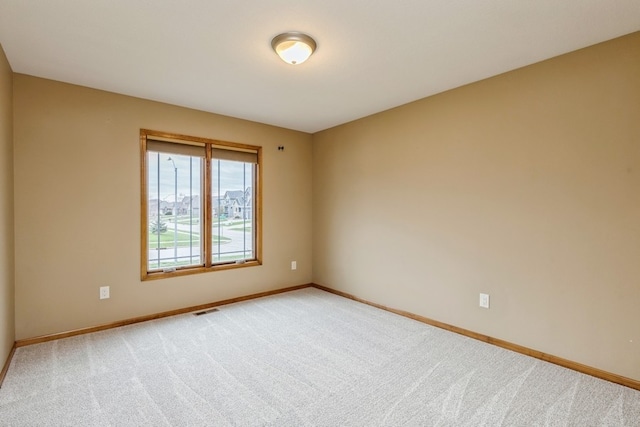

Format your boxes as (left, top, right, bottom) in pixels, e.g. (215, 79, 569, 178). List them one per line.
(167, 157, 178, 263)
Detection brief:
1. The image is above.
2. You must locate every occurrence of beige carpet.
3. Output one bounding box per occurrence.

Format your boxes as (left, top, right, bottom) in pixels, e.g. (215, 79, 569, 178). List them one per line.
(1, 287, 639, 426)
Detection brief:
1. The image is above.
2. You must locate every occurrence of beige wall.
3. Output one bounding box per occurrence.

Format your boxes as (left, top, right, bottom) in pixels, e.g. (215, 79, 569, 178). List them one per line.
(0, 44, 15, 367)
(13, 76, 313, 340)
(313, 32, 640, 381)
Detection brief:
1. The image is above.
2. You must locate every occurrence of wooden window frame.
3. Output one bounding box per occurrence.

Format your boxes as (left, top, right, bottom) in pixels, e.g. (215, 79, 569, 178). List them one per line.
(140, 129, 262, 281)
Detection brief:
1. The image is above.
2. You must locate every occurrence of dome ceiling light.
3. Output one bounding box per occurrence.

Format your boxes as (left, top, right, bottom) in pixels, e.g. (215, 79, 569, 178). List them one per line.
(271, 32, 317, 65)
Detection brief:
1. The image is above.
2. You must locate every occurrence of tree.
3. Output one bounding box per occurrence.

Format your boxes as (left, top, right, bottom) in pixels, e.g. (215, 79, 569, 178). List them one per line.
(150, 219, 168, 234)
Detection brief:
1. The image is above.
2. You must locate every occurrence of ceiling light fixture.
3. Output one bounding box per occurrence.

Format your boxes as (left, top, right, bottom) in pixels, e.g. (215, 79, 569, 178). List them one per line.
(271, 32, 317, 65)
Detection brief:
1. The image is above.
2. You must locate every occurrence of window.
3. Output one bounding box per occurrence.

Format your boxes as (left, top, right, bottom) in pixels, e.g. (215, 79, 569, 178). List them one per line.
(140, 129, 261, 280)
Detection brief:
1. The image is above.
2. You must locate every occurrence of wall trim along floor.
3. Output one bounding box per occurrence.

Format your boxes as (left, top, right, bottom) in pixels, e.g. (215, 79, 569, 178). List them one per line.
(3, 282, 638, 391)
(0, 343, 16, 388)
(14, 284, 314, 348)
(312, 284, 640, 391)
(1, 284, 315, 387)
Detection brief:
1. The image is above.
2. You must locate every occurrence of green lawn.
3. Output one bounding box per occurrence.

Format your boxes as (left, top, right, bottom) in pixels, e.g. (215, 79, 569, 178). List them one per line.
(149, 216, 250, 250)
(148, 230, 230, 249)
(176, 217, 200, 225)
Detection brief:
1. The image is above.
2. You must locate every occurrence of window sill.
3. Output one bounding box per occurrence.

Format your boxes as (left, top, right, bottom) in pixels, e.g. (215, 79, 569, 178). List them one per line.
(142, 259, 262, 281)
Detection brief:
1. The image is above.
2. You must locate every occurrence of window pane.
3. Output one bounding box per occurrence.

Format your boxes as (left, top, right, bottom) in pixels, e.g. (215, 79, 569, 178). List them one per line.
(147, 152, 203, 270)
(211, 159, 255, 264)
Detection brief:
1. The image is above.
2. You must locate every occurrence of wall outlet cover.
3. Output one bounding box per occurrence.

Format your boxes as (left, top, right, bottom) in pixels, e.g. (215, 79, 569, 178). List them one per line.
(479, 293, 490, 309)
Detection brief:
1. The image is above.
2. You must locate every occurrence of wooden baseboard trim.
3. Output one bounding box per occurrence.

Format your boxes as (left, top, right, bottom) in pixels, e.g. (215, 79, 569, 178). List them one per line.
(11, 282, 639, 391)
(312, 284, 640, 391)
(15, 284, 313, 348)
(0, 342, 16, 388)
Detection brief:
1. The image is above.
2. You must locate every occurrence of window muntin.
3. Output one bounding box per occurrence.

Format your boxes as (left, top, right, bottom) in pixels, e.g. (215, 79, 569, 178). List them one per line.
(141, 130, 261, 280)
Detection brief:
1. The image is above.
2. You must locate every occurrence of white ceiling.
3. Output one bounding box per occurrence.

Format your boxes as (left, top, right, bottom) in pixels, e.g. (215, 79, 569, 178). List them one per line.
(1, 1, 639, 133)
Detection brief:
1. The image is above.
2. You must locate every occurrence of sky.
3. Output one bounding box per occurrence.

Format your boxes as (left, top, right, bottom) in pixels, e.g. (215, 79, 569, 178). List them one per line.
(147, 152, 252, 200)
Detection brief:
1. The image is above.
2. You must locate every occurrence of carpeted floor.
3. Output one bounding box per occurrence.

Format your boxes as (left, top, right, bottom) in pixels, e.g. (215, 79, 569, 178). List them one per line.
(1, 287, 639, 426)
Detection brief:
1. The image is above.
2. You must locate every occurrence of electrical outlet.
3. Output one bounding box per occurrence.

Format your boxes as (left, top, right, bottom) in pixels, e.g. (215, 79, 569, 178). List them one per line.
(100, 286, 110, 300)
(479, 293, 490, 309)
(291, 261, 297, 270)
